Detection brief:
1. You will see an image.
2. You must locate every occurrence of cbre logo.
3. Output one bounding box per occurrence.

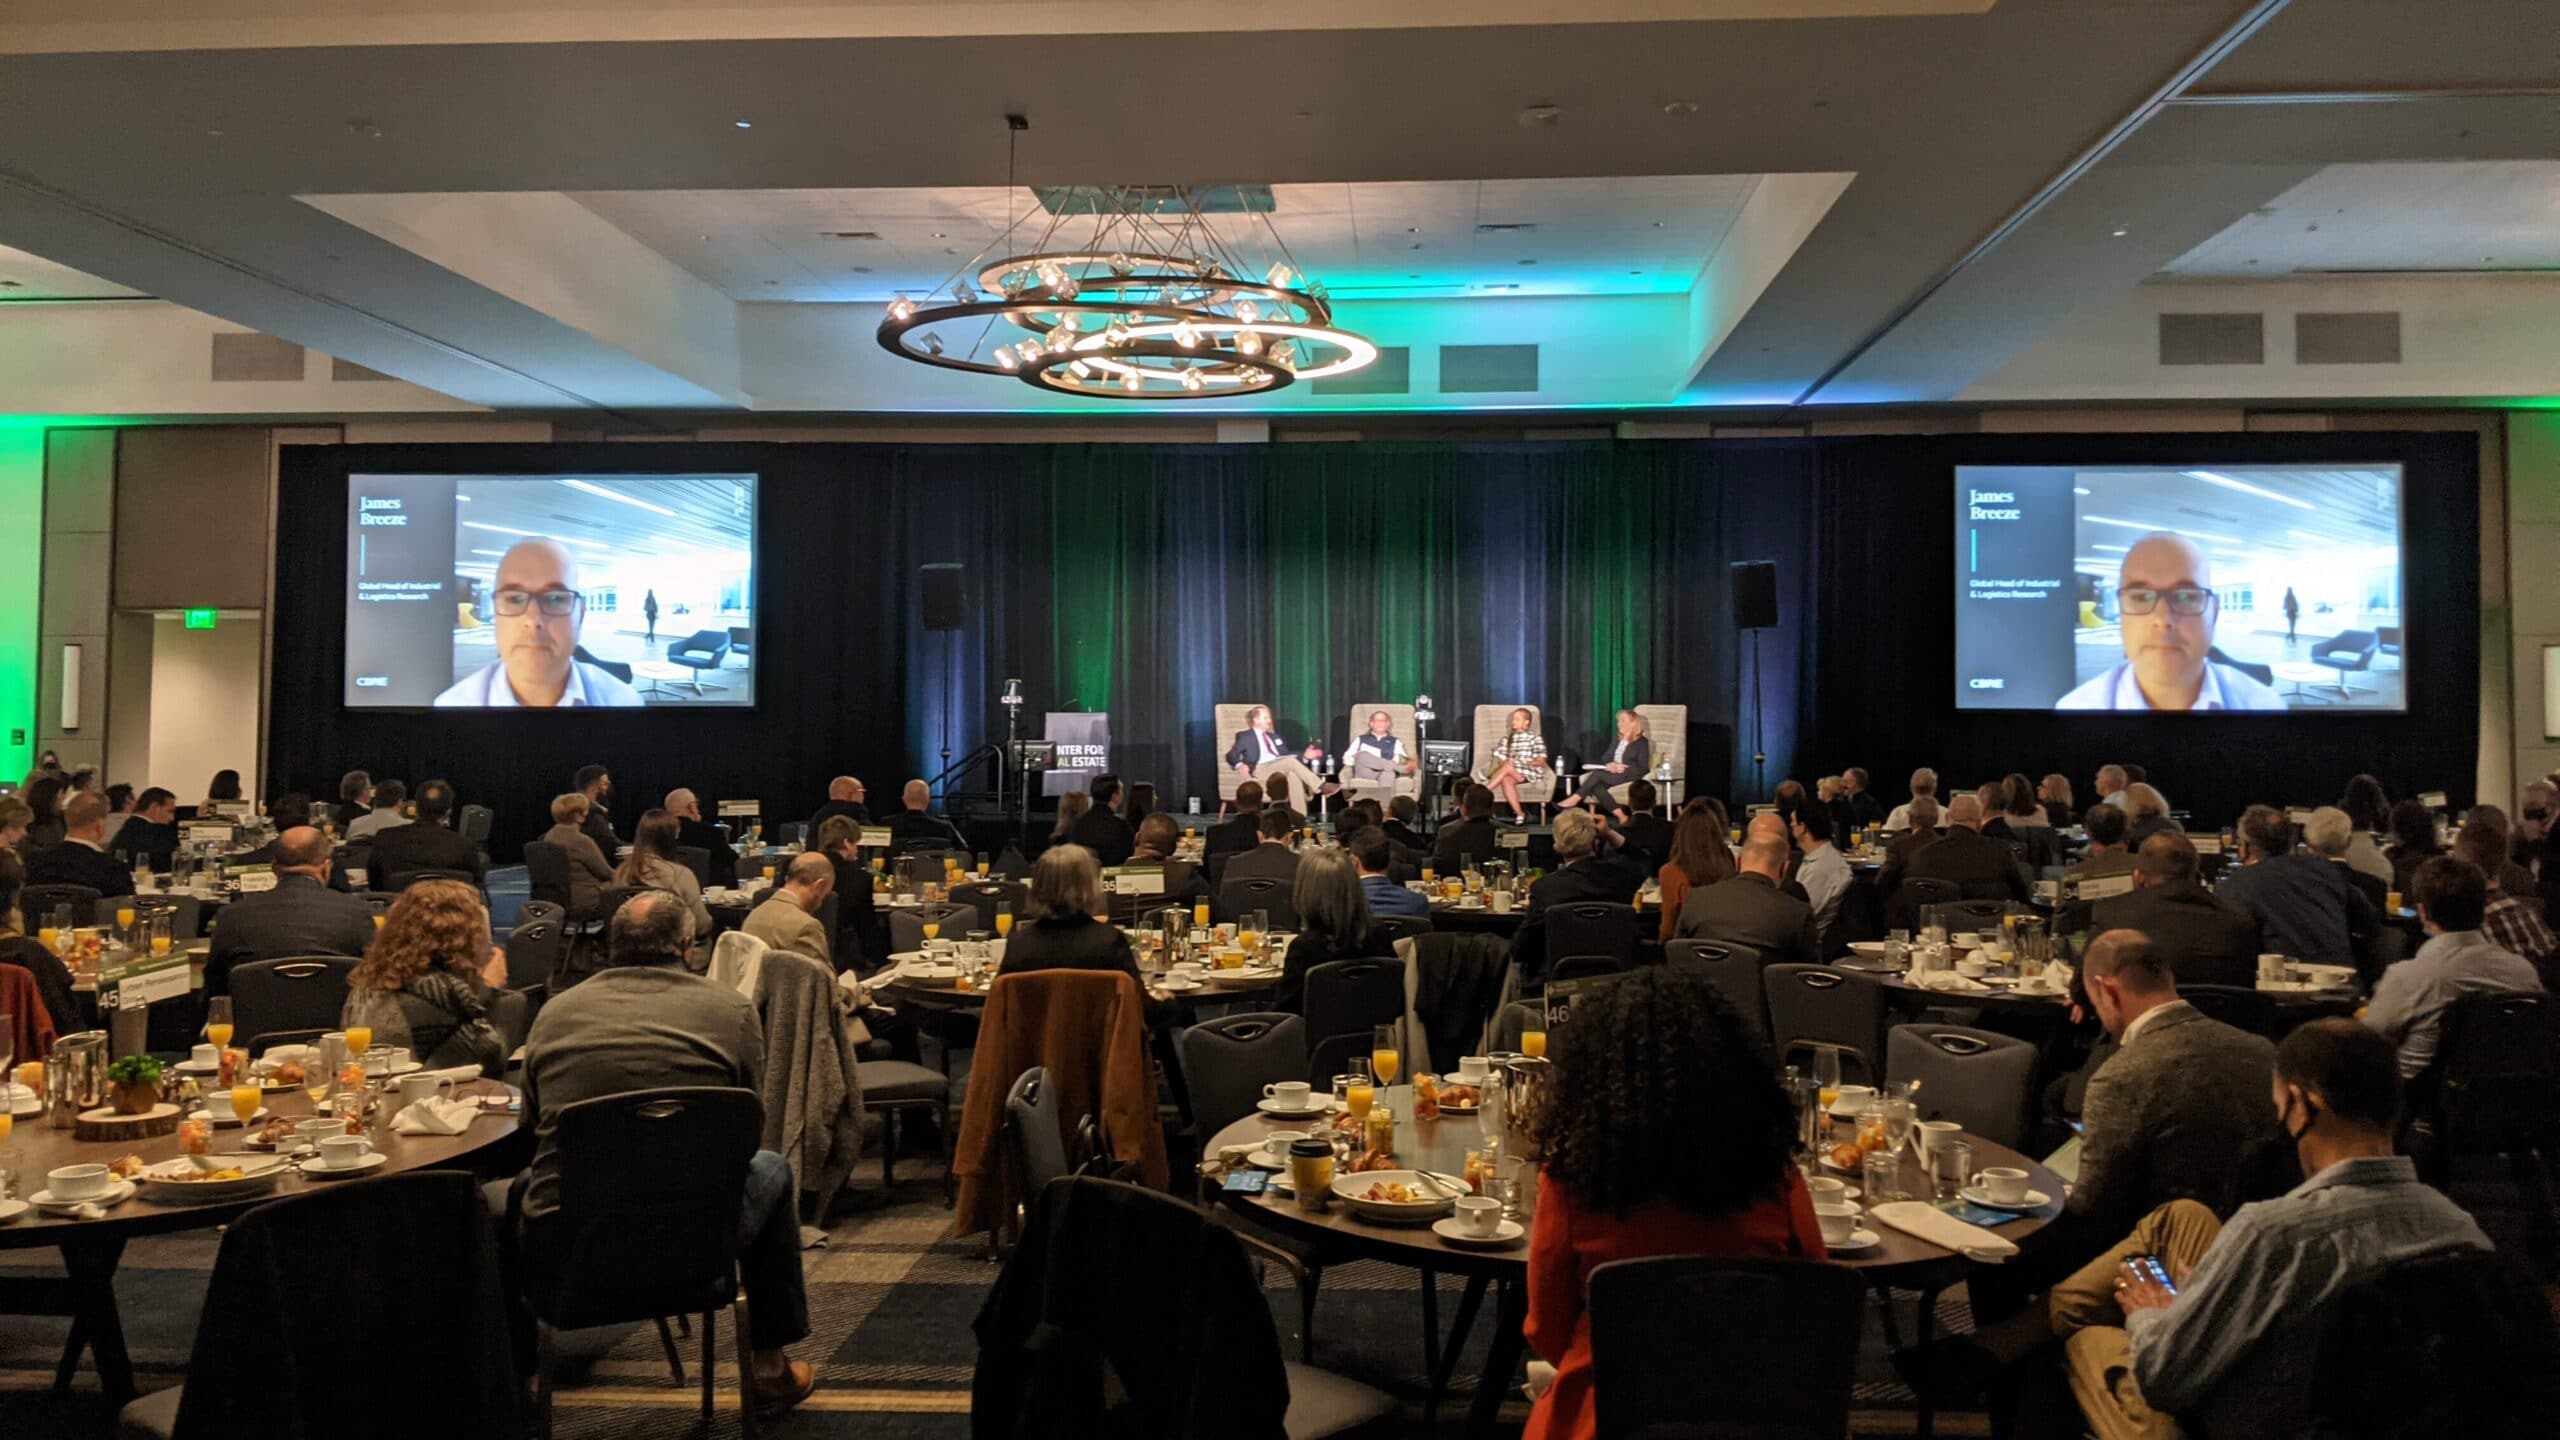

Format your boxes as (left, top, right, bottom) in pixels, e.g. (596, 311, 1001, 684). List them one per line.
(354, 675, 389, 688)
(1968, 677, 2006, 690)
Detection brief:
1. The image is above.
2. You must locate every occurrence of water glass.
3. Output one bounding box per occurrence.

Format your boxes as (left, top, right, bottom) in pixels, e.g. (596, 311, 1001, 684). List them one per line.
(0, 1147, 20, 1200)
(1863, 1148, 1901, 1204)
(1934, 1140, 1972, 1200)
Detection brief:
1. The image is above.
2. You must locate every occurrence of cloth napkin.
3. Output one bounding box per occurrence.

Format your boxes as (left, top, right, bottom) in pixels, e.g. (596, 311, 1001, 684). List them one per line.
(391, 1095, 482, 1136)
(1907, 970, 1991, 993)
(1868, 1200, 2019, 1262)
(420, 1065, 483, 1086)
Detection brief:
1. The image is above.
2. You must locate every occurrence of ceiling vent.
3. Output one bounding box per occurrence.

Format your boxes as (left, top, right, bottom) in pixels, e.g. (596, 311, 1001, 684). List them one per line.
(1440, 343, 1540, 394)
(1474, 222, 1537, 234)
(210, 333, 306, 382)
(2157, 312, 2263, 367)
(2294, 311, 2401, 365)
(820, 230, 882, 241)
(1312, 346, 1411, 397)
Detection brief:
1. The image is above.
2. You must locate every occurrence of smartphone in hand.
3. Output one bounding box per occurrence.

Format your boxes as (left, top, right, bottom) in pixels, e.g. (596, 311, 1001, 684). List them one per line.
(2130, 1254, 2178, 1295)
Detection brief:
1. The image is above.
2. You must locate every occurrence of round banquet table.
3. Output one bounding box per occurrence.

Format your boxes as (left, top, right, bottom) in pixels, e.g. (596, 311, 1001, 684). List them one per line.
(873, 957, 1282, 1015)
(1206, 1084, 2067, 1438)
(0, 1078, 521, 1405)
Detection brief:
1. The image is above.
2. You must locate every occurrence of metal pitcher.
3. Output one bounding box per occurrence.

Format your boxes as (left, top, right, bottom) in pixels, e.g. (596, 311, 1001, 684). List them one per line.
(1499, 1055, 1555, 1158)
(49, 1029, 109, 1124)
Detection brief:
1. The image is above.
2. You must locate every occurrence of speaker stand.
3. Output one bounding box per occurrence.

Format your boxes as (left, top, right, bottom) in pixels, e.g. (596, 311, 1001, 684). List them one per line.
(1748, 626, 1767, 803)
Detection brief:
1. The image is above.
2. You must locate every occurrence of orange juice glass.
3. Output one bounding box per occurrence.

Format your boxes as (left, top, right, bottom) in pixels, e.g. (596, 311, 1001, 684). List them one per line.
(1192, 902, 1210, 929)
(1344, 1080, 1375, 1119)
(0, 1109, 13, 1145)
(994, 912, 1014, 937)
(1520, 1029, 1548, 1059)
(230, 1084, 262, 1125)
(344, 1025, 373, 1056)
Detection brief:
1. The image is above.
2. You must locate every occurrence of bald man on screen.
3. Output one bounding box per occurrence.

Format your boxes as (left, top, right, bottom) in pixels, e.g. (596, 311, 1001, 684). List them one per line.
(435, 538, 643, 708)
(2056, 533, 2285, 712)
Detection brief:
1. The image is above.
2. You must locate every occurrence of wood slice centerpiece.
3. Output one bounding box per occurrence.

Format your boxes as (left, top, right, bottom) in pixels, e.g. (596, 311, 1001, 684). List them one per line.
(75, 1102, 183, 1141)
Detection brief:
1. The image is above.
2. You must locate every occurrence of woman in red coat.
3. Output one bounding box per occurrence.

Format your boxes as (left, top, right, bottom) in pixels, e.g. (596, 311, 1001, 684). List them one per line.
(1522, 968, 1826, 1440)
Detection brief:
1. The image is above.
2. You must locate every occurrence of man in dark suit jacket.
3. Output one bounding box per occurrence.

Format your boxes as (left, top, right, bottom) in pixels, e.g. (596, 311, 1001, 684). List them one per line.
(1381, 796, 1431, 858)
(1432, 784, 1503, 876)
(107, 788, 181, 874)
(2087, 831, 2261, 989)
(206, 826, 378, 994)
(885, 779, 965, 852)
(1900, 794, 2031, 902)
(1222, 809, 1303, 886)
(572, 764, 619, 859)
(1527, 810, 1646, 914)
(27, 792, 135, 899)
(365, 779, 488, 889)
(1615, 778, 1677, 876)
(1675, 831, 1820, 967)
(667, 787, 741, 888)
(1875, 794, 1943, 895)
(1066, 775, 1136, 867)
(1203, 780, 1266, 884)
(1840, 767, 1886, 830)
(807, 776, 869, 838)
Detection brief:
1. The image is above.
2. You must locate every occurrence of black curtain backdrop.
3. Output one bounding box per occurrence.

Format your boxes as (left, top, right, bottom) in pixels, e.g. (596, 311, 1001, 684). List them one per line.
(268, 432, 2477, 858)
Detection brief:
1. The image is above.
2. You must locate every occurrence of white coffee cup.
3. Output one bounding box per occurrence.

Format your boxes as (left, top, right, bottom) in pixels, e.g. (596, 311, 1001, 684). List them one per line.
(1806, 1176, 1848, 1205)
(1263, 1081, 1313, 1109)
(1813, 1201, 1859, 1245)
(1456, 1056, 1490, 1083)
(397, 1073, 455, 1109)
(1916, 1120, 1964, 1164)
(2257, 953, 2286, 982)
(1830, 1084, 1875, 1112)
(49, 1163, 112, 1200)
(190, 1043, 219, 1068)
(1261, 1130, 1307, 1162)
(1456, 1195, 1504, 1236)
(1955, 957, 1987, 978)
(1978, 1166, 2031, 1204)
(318, 1135, 375, 1170)
(386, 1048, 413, 1071)
(1488, 890, 1514, 914)
(294, 1117, 339, 1148)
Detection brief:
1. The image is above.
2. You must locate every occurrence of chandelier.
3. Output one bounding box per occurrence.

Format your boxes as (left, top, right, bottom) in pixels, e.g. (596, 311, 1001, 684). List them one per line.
(876, 184, 1378, 401)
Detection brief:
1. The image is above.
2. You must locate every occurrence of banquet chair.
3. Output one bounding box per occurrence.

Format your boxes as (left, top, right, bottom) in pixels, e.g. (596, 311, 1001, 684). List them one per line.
(504, 919, 564, 999)
(1371, 913, 1435, 946)
(521, 841, 574, 911)
(1303, 959, 1405, 1059)
(2292, 1248, 2560, 1440)
(888, 902, 980, 955)
(1178, 1012, 1308, 1138)
(1338, 702, 1422, 804)
(2407, 991, 2560, 1188)
(1544, 901, 1640, 969)
(2178, 983, 2280, 1038)
(944, 878, 1030, 932)
(228, 958, 356, 1053)
(519, 1086, 765, 1439)
(1214, 875, 1298, 928)
(1587, 1256, 1865, 1440)
(20, 882, 100, 930)
(1549, 954, 1629, 984)
(1665, 939, 1771, 1048)
(1213, 702, 1266, 815)
(859, 1055, 953, 1200)
(117, 1171, 520, 1440)
(391, 865, 480, 892)
(1884, 1024, 2037, 1149)
(1471, 703, 1557, 817)
(1763, 964, 1890, 1084)
(457, 803, 495, 851)
(1491, 999, 1543, 1051)
(673, 845, 714, 886)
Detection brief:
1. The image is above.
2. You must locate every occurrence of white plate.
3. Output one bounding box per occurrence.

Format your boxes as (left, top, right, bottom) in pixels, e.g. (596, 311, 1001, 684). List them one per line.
(360, 1059, 422, 1078)
(1153, 977, 1203, 993)
(1805, 1184, 1861, 1202)
(1961, 1183, 2052, 1212)
(1331, 1169, 1465, 1223)
(2256, 978, 2337, 994)
(1241, 1149, 1290, 1171)
(31, 1179, 138, 1212)
(1432, 1216, 1527, 1249)
(171, 1059, 221, 1075)
(1255, 1096, 1335, 1118)
(136, 1158, 292, 1202)
(297, 1152, 389, 1179)
(1207, 968, 1282, 987)
(1826, 1227, 1883, 1252)
(0, 1197, 27, 1223)
(195, 1106, 271, 1128)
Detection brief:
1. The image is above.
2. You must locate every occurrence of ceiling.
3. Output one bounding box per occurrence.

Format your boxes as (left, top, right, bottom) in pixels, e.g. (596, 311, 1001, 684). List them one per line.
(0, 242, 146, 301)
(0, 0, 2556, 418)
(572, 177, 1762, 303)
(2069, 466, 2400, 559)
(444, 473, 755, 570)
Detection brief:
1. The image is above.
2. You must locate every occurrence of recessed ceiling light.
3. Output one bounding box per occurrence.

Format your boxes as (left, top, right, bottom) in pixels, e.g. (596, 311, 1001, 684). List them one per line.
(1651, 221, 1664, 229)
(734, 120, 753, 129)
(205, 128, 225, 138)
(851, 266, 873, 273)
(1661, 100, 1698, 116)
(1518, 104, 1562, 128)
(1405, 227, 1419, 235)
(2110, 225, 2130, 238)
(930, 232, 946, 238)
(1517, 258, 1537, 266)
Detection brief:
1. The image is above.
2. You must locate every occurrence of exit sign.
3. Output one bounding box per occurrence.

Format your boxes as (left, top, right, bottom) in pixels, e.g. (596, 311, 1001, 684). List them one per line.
(182, 608, 218, 630)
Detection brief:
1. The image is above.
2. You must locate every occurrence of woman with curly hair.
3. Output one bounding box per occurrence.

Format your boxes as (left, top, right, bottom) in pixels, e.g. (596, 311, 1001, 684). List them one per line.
(342, 878, 508, 1077)
(1522, 967, 1823, 1440)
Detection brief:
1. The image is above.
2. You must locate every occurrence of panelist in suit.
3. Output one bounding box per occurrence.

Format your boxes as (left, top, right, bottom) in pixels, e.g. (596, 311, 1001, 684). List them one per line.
(366, 779, 488, 890)
(1225, 705, 1334, 806)
(2086, 831, 2262, 989)
(205, 826, 378, 995)
(1560, 709, 1651, 813)
(1483, 707, 1550, 823)
(1901, 793, 2031, 902)
(25, 791, 135, 899)
(1431, 784, 1503, 876)
(1343, 711, 1417, 799)
(1675, 830, 1820, 968)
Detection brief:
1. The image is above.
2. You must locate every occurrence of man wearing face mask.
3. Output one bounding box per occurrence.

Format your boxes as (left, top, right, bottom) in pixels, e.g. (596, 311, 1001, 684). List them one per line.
(2047, 1020, 2494, 1440)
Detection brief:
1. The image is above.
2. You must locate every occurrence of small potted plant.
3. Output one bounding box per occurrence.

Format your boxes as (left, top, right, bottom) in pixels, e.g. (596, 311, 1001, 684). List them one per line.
(105, 1055, 165, 1115)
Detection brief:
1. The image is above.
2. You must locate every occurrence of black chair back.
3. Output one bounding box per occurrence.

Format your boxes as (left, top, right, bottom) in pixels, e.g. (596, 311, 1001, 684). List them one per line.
(506, 919, 564, 993)
(527, 1086, 761, 1331)
(1005, 1067, 1072, 1195)
(1545, 902, 1639, 967)
(2433, 991, 2560, 1155)
(1664, 938, 1770, 1047)
(1549, 954, 1628, 983)
(1762, 963, 1889, 1083)
(1178, 1012, 1308, 1138)
(1302, 958, 1405, 1054)
(21, 882, 101, 930)
(1884, 1023, 2037, 1149)
(229, 958, 358, 1052)
(2179, 983, 2280, 1037)
(889, 902, 980, 955)
(672, 846, 713, 887)
(2303, 1247, 2559, 1438)
(1933, 898, 2027, 931)
(1588, 1256, 1866, 1440)
(1901, 876, 1962, 909)
(393, 866, 479, 891)
(521, 842, 573, 910)
(1308, 1032, 1373, 1088)
(945, 879, 1031, 933)
(515, 898, 566, 931)
(1214, 875, 1299, 928)
(457, 804, 494, 849)
(1370, 914, 1434, 946)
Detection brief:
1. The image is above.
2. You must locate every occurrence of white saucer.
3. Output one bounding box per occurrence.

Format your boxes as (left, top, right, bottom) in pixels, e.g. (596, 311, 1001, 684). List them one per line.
(172, 1059, 221, 1075)
(1153, 977, 1203, 993)
(31, 1179, 138, 1211)
(1806, 1184, 1861, 1202)
(297, 1152, 389, 1179)
(1432, 1216, 1527, 1249)
(196, 1107, 271, 1128)
(6, 1083, 39, 1117)
(1256, 1096, 1334, 1119)
(1962, 1183, 2052, 1212)
(0, 1197, 27, 1223)
(1242, 1150, 1290, 1171)
(1826, 1227, 1883, 1252)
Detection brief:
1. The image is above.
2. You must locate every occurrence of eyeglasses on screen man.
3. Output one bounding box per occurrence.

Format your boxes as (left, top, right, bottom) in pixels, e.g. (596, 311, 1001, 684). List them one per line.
(2116, 585, 2215, 617)
(493, 588, 584, 617)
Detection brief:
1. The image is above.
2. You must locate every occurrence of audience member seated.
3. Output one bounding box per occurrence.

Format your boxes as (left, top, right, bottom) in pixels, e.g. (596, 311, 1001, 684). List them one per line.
(666, 787, 741, 887)
(1676, 830, 1818, 967)
(343, 779, 411, 842)
(331, 769, 372, 833)
(1067, 775, 1136, 867)
(1521, 967, 1824, 1440)
(2364, 856, 2541, 1080)
(510, 891, 816, 1413)
(201, 767, 244, 814)
(2119, 783, 2178, 849)
(340, 878, 507, 1076)
(1382, 795, 1431, 856)
(1124, 812, 1206, 902)
(540, 791, 616, 920)
(2457, 802, 2540, 898)
(1790, 807, 1850, 947)
(996, 847, 1172, 1029)
(2092, 763, 2129, 812)
(106, 787, 180, 873)
(570, 766, 621, 859)
(1837, 766, 1884, 829)
(1529, 809, 1645, 915)
(743, 852, 834, 968)
(26, 791, 134, 899)
(2214, 805, 2371, 969)
(808, 775, 869, 835)
(616, 806, 714, 938)
(1876, 795, 1941, 897)
(1275, 847, 1389, 1012)
(2067, 803, 2139, 885)
(366, 778, 488, 890)
(2335, 773, 2395, 882)
(1350, 828, 1430, 922)
(0, 798, 29, 854)
(2050, 1020, 2494, 1440)
(2302, 805, 2392, 924)
(20, 775, 66, 854)
(1986, 773, 2060, 869)
(887, 778, 964, 851)
(814, 816, 881, 972)
(0, 854, 77, 1033)
(2383, 798, 2440, 896)
(1615, 778, 1676, 874)
(2087, 834, 2259, 988)
(1223, 807, 1304, 885)
(1205, 780, 1265, 866)
(206, 826, 377, 995)
(1901, 793, 2031, 902)
(1653, 807, 1734, 943)
(2038, 772, 2076, 829)
(1431, 783, 1502, 876)
(1883, 766, 1939, 832)
(2455, 824, 2557, 984)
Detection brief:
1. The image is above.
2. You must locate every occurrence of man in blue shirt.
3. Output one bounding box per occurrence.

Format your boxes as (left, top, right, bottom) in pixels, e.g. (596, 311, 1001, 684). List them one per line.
(2213, 804, 2374, 969)
(2050, 1018, 2491, 1439)
(1351, 830, 1430, 921)
(2364, 855, 2542, 1078)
